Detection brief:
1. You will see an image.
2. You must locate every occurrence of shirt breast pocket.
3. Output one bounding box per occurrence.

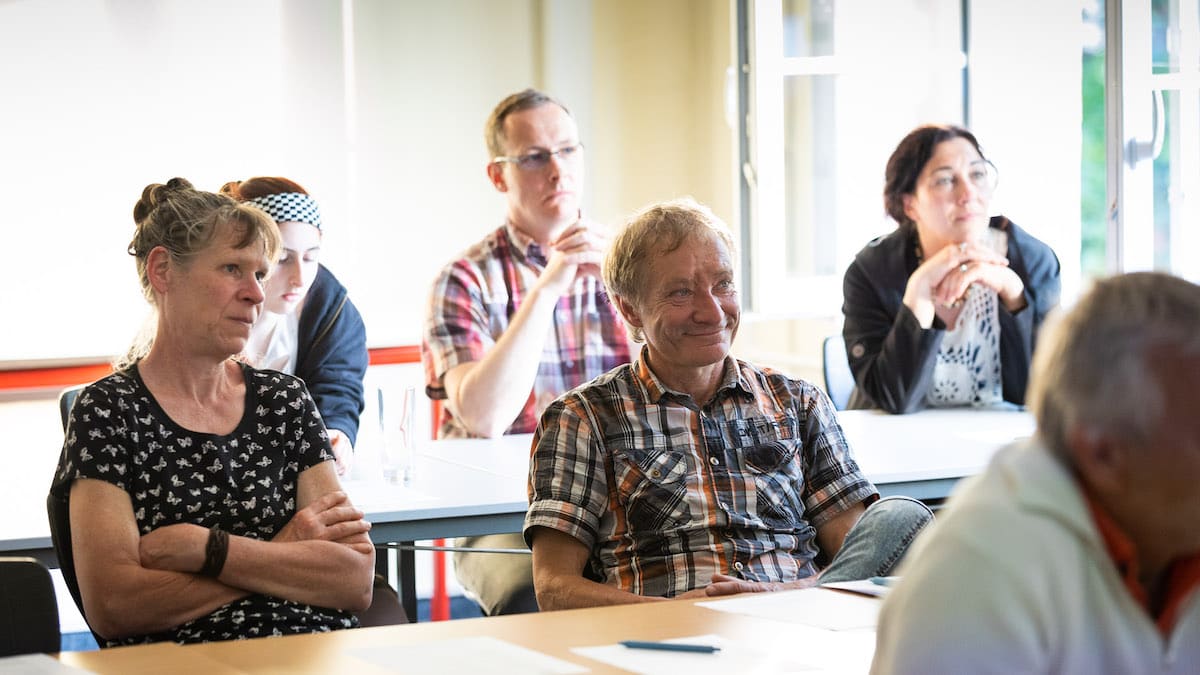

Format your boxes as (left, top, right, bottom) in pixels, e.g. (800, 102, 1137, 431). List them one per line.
(612, 446, 693, 534)
(737, 417, 807, 530)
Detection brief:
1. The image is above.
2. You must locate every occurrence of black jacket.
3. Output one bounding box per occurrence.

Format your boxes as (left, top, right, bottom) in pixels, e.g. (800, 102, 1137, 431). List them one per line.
(297, 265, 369, 444)
(841, 216, 1060, 413)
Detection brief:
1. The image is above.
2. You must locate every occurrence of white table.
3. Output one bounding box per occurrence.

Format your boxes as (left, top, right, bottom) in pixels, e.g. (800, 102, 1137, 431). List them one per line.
(336, 440, 534, 621)
(1, 446, 534, 624)
(3, 408, 1033, 622)
(369, 407, 1033, 614)
(839, 408, 1035, 500)
(405, 408, 1036, 503)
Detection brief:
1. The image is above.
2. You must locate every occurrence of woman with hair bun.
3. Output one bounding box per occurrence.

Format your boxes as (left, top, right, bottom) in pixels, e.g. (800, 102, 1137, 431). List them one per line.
(51, 178, 374, 645)
(221, 177, 368, 476)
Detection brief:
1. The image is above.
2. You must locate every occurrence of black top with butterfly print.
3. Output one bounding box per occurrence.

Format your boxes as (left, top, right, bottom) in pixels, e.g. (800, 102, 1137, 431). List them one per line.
(52, 361, 357, 645)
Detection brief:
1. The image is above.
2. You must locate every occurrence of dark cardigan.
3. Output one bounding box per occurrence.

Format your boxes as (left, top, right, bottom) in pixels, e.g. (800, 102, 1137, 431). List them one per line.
(296, 264, 369, 444)
(841, 216, 1061, 413)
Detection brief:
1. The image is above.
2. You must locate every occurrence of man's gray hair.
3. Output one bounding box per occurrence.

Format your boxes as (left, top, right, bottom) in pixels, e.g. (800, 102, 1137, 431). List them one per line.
(602, 198, 735, 343)
(1028, 272, 1200, 456)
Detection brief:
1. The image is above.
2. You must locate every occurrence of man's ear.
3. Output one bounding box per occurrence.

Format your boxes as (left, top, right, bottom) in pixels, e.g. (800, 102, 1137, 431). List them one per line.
(145, 246, 174, 295)
(612, 295, 643, 330)
(486, 162, 508, 193)
(1066, 424, 1128, 494)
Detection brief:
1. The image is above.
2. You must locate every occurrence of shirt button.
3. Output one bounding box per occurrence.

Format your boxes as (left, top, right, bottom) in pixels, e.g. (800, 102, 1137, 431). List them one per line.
(733, 561, 744, 571)
(650, 468, 662, 478)
(709, 456, 719, 466)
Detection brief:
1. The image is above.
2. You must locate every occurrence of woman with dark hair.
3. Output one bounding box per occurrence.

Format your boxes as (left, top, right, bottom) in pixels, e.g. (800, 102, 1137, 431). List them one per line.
(52, 178, 374, 646)
(841, 125, 1061, 413)
(221, 177, 368, 476)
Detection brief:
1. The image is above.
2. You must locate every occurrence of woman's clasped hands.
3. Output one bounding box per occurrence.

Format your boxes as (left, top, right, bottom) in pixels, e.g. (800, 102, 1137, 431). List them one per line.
(904, 240, 1026, 328)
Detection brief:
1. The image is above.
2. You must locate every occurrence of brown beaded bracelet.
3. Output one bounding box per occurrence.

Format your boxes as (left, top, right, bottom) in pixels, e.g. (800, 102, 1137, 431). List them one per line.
(199, 526, 229, 578)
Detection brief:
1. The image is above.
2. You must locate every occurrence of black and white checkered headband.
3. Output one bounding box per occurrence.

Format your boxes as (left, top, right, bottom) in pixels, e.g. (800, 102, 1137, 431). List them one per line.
(245, 192, 323, 229)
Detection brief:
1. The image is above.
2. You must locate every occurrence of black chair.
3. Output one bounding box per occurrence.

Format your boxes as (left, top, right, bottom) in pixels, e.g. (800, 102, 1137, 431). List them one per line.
(822, 335, 856, 411)
(356, 574, 409, 627)
(0, 557, 61, 656)
(53, 386, 104, 644)
(46, 491, 101, 646)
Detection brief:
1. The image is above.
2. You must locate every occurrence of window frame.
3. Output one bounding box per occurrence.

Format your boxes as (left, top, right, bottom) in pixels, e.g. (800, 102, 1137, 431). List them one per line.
(736, 0, 969, 317)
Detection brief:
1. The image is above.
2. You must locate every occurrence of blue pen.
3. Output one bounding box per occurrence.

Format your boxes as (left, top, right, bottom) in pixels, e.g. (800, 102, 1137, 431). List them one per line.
(620, 640, 721, 654)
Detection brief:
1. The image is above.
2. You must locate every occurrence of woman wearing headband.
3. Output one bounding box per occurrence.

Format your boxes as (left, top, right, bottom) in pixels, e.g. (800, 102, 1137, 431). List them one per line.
(841, 125, 1061, 413)
(222, 177, 368, 475)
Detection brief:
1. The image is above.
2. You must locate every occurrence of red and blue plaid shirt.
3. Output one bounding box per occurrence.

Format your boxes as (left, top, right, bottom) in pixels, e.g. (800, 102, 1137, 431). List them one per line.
(422, 223, 631, 438)
(525, 351, 877, 597)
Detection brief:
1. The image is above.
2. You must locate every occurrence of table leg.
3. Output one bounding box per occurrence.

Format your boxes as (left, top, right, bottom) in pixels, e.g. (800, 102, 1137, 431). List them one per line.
(397, 542, 418, 622)
(374, 547, 388, 582)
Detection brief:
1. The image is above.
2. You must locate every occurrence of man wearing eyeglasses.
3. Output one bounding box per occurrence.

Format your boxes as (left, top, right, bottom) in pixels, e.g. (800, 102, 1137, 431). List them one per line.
(421, 88, 631, 616)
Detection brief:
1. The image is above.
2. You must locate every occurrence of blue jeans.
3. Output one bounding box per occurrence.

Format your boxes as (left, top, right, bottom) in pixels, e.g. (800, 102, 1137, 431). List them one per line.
(818, 496, 934, 583)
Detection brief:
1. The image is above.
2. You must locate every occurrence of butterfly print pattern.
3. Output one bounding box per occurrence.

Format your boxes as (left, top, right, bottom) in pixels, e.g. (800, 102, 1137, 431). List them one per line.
(51, 363, 356, 645)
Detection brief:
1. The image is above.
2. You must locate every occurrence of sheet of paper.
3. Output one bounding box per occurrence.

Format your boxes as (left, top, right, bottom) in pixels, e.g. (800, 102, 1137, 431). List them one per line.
(820, 578, 893, 598)
(696, 587, 881, 630)
(349, 636, 586, 675)
(0, 653, 91, 674)
(572, 630, 877, 674)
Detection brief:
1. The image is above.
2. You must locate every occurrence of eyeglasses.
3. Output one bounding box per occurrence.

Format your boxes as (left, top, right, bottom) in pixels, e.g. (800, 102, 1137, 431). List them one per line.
(926, 161, 999, 196)
(493, 143, 584, 171)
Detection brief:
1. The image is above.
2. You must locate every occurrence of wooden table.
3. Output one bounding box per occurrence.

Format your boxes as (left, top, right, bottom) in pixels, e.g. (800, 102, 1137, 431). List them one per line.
(59, 588, 879, 673)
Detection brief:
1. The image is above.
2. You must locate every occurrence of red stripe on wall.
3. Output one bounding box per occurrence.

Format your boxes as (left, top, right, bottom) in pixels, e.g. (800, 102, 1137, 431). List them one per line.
(0, 346, 422, 391)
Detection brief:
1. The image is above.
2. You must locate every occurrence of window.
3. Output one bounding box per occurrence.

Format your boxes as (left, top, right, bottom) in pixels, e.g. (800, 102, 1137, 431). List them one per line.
(738, 0, 965, 316)
(740, 0, 1087, 314)
(1104, 0, 1200, 280)
(1149, 0, 1200, 278)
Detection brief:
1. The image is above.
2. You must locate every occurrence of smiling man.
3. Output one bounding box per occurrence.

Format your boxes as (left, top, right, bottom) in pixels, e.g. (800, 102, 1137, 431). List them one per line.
(524, 199, 933, 610)
(421, 89, 631, 615)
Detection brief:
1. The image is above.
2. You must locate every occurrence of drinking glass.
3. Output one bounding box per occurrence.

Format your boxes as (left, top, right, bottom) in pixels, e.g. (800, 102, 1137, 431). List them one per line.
(378, 385, 416, 485)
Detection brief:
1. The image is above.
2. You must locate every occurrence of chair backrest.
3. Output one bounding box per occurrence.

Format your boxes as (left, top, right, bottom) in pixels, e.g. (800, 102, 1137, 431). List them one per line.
(59, 386, 84, 432)
(53, 385, 106, 643)
(0, 557, 61, 656)
(822, 335, 855, 411)
(46, 491, 102, 645)
(355, 574, 410, 627)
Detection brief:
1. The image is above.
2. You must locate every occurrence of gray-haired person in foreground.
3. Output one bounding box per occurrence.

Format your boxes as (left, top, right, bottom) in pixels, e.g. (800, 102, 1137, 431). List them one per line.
(873, 271, 1200, 674)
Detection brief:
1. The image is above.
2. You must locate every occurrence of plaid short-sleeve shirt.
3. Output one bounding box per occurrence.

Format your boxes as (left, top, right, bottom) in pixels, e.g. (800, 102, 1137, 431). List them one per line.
(421, 223, 631, 438)
(524, 352, 878, 598)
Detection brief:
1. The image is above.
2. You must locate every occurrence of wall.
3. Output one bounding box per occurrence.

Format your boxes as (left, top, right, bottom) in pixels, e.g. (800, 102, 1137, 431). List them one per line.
(337, 0, 543, 353)
(0, 0, 740, 366)
(0, 0, 1083, 393)
(590, 0, 736, 228)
